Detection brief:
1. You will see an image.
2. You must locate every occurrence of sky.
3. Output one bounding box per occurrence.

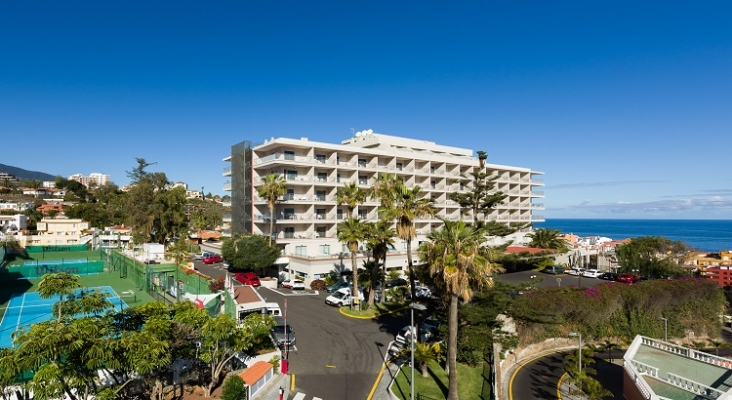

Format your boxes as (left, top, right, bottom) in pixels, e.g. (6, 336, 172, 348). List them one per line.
(1, 1, 731, 220)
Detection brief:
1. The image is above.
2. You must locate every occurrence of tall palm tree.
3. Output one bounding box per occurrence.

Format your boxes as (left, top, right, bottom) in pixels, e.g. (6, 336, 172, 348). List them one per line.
(380, 183, 435, 299)
(366, 221, 396, 304)
(256, 173, 287, 245)
(418, 220, 499, 400)
(371, 173, 400, 211)
(526, 228, 570, 252)
(336, 182, 367, 217)
(337, 217, 368, 310)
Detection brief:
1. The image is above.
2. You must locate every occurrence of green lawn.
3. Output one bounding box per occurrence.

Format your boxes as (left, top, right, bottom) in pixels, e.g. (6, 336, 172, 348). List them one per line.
(339, 301, 407, 318)
(390, 361, 484, 400)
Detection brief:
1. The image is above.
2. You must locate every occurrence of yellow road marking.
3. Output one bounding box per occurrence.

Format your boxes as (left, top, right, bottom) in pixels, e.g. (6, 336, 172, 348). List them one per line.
(557, 372, 568, 399)
(290, 374, 295, 391)
(509, 352, 559, 400)
(367, 361, 390, 400)
(325, 364, 336, 368)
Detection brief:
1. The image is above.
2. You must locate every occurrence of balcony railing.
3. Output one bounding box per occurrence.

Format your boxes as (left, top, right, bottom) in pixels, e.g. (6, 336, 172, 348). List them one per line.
(223, 182, 231, 191)
(223, 166, 231, 176)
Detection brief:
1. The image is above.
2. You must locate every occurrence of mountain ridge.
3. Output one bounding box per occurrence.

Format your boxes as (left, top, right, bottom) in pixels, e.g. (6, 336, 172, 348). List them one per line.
(0, 163, 57, 182)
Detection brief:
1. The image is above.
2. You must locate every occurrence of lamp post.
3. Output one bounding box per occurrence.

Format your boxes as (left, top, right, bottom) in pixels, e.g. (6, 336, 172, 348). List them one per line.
(660, 317, 668, 342)
(410, 302, 427, 400)
(569, 331, 582, 374)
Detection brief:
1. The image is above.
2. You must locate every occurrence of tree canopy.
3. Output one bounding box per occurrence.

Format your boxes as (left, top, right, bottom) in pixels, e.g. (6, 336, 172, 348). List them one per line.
(221, 233, 281, 271)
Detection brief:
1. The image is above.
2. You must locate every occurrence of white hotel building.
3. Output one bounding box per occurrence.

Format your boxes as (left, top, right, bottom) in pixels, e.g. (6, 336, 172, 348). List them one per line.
(222, 131, 544, 283)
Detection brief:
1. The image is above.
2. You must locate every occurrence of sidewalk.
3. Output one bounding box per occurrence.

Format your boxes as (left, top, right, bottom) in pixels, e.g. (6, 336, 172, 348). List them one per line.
(253, 371, 290, 399)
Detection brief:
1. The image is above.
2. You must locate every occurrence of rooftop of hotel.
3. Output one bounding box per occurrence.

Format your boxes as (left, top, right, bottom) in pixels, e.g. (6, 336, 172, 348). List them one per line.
(625, 336, 732, 399)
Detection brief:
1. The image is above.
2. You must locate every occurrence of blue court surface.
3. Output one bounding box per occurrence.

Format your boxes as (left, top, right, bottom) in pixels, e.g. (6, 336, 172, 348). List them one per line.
(0, 286, 127, 348)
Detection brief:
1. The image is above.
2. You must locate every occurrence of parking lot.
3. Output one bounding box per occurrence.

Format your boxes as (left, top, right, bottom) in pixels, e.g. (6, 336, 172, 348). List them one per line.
(496, 269, 610, 289)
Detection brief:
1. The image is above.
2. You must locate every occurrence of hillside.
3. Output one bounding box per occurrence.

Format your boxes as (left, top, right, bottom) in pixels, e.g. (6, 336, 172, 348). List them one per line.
(0, 163, 57, 182)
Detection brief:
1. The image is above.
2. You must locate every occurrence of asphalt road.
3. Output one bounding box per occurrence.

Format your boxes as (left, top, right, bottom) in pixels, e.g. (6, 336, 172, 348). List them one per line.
(497, 270, 611, 289)
(190, 258, 228, 279)
(262, 288, 419, 400)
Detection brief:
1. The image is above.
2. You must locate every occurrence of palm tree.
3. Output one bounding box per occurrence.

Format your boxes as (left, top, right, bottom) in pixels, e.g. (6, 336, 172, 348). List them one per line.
(366, 221, 396, 304)
(418, 220, 499, 400)
(337, 217, 368, 310)
(371, 173, 400, 210)
(380, 183, 435, 299)
(394, 342, 442, 377)
(256, 173, 287, 245)
(526, 228, 570, 252)
(336, 182, 367, 217)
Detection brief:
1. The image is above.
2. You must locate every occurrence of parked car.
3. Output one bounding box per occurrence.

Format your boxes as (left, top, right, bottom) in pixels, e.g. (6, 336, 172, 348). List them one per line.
(235, 272, 261, 287)
(582, 269, 603, 278)
(386, 278, 408, 288)
(194, 252, 211, 260)
(395, 319, 438, 346)
(202, 254, 223, 264)
(270, 317, 295, 349)
(543, 265, 565, 275)
(325, 281, 350, 293)
(567, 268, 586, 276)
(617, 273, 641, 284)
(280, 279, 293, 289)
(290, 280, 305, 290)
(325, 288, 364, 307)
(598, 272, 618, 281)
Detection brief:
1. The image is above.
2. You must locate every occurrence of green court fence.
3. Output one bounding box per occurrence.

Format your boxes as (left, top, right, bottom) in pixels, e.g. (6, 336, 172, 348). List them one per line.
(6, 261, 105, 279)
(101, 249, 214, 303)
(25, 244, 90, 253)
(223, 289, 237, 319)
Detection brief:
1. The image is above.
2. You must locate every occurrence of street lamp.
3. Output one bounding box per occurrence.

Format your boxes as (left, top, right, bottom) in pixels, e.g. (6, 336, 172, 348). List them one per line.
(659, 317, 668, 342)
(568, 331, 582, 374)
(410, 302, 427, 400)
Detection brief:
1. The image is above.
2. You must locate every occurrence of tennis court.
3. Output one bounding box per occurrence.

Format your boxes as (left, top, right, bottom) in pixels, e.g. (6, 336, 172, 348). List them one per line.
(0, 286, 128, 348)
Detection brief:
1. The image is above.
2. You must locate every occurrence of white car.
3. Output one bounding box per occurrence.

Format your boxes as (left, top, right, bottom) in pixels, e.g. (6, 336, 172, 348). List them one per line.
(567, 268, 585, 276)
(193, 252, 211, 260)
(290, 280, 305, 290)
(582, 269, 603, 278)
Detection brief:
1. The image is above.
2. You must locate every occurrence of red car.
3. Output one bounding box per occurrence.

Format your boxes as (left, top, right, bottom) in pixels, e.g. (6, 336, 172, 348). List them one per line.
(202, 254, 223, 264)
(617, 273, 640, 284)
(235, 272, 261, 287)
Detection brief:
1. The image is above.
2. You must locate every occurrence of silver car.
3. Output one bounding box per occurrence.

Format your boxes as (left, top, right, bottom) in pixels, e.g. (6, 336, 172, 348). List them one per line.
(270, 317, 295, 349)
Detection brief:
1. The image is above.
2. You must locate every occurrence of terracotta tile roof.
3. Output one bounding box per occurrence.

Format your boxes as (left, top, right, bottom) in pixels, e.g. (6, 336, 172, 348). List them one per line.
(239, 361, 273, 386)
(197, 230, 222, 240)
(233, 286, 262, 305)
(505, 246, 553, 255)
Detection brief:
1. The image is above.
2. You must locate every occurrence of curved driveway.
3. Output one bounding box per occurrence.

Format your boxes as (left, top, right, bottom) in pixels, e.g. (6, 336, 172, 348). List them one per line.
(509, 351, 567, 400)
(264, 289, 412, 400)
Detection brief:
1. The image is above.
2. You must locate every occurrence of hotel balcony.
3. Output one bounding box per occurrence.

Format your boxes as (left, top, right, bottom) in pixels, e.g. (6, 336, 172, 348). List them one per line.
(223, 166, 231, 177)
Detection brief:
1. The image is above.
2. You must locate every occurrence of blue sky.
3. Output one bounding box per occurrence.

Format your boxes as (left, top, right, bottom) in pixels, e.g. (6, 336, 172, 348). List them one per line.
(1, 1, 731, 220)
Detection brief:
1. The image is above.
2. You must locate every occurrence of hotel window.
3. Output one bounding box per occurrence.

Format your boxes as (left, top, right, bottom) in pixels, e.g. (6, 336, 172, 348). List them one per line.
(320, 244, 330, 255)
(295, 246, 307, 256)
(316, 209, 326, 219)
(316, 227, 327, 237)
(431, 180, 436, 189)
(284, 227, 295, 239)
(284, 150, 295, 161)
(396, 162, 403, 171)
(316, 190, 326, 201)
(317, 172, 327, 182)
(358, 210, 367, 219)
(358, 158, 367, 167)
(315, 154, 326, 164)
(337, 209, 344, 220)
(430, 166, 436, 174)
(285, 189, 294, 201)
(359, 175, 368, 185)
(285, 170, 297, 181)
(337, 174, 341, 183)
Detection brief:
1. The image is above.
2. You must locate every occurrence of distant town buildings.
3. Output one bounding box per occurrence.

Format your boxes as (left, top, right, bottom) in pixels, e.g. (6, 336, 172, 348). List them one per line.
(68, 173, 112, 187)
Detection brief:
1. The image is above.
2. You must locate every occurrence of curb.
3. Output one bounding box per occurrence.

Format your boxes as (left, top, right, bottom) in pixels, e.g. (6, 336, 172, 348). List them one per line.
(338, 305, 410, 320)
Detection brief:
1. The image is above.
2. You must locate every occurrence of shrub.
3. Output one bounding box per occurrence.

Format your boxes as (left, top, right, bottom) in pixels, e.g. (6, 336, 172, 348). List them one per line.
(268, 355, 280, 374)
(310, 279, 326, 290)
(221, 374, 247, 400)
(209, 277, 225, 292)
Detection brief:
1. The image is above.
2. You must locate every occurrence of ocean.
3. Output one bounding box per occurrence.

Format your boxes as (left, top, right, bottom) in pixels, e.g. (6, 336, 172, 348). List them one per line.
(534, 219, 732, 252)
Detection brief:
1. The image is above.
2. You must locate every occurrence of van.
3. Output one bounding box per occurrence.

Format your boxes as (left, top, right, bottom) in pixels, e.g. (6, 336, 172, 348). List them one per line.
(263, 302, 282, 317)
(543, 265, 564, 275)
(325, 288, 364, 307)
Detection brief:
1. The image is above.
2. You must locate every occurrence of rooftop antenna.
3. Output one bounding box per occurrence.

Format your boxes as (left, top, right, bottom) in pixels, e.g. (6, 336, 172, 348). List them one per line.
(350, 128, 355, 136)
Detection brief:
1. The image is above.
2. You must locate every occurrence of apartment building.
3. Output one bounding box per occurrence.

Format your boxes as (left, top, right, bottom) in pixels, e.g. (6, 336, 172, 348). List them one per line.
(68, 172, 112, 187)
(223, 131, 544, 283)
(14, 217, 90, 247)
